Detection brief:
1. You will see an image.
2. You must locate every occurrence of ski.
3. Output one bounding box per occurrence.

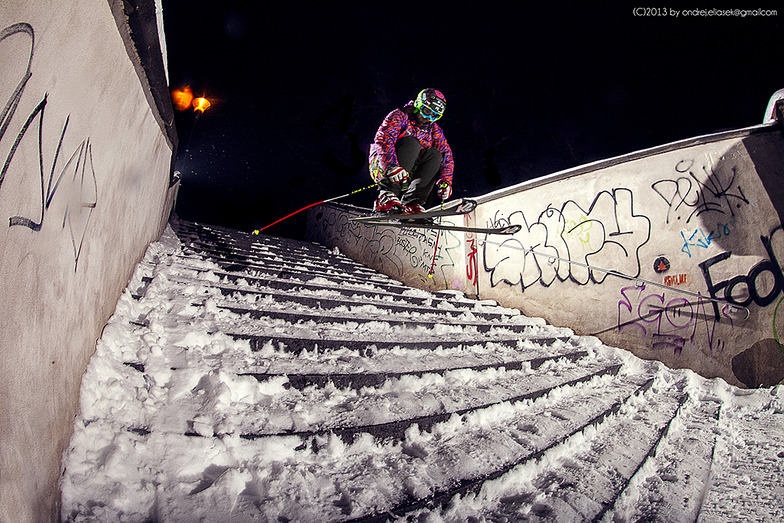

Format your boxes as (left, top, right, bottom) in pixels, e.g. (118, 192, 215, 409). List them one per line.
(356, 219, 522, 235)
(350, 198, 477, 225)
(351, 198, 519, 234)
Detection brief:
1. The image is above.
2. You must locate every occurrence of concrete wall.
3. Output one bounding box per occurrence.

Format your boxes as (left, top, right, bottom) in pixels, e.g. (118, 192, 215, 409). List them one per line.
(0, 1, 176, 520)
(308, 204, 475, 294)
(475, 125, 784, 388)
(307, 122, 784, 390)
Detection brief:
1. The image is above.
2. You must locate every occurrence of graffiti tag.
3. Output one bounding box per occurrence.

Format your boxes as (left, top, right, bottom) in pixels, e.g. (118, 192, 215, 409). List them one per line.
(484, 188, 651, 290)
(700, 227, 784, 320)
(1, 23, 98, 270)
(652, 158, 749, 224)
(617, 283, 729, 355)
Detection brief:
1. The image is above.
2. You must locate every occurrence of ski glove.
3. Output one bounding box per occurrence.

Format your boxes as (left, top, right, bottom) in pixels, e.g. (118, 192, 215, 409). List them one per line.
(437, 180, 452, 201)
(386, 166, 409, 184)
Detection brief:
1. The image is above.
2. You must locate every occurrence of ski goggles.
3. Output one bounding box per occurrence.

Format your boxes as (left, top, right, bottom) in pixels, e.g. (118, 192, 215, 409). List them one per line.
(419, 105, 442, 122)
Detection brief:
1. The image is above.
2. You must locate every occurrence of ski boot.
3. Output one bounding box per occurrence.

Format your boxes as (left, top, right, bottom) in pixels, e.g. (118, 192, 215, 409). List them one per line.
(402, 201, 434, 224)
(373, 190, 405, 214)
(403, 202, 426, 214)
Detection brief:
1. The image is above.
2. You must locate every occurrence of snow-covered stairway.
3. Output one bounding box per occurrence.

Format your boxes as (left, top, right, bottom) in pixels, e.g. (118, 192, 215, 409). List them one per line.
(60, 220, 784, 522)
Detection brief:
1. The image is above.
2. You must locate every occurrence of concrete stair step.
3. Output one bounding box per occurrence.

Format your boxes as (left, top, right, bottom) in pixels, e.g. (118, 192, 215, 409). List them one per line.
(174, 221, 377, 275)
(174, 262, 411, 296)
(178, 245, 401, 289)
(168, 263, 454, 306)
(348, 375, 663, 521)
(230, 331, 570, 354)
(235, 363, 627, 442)
(181, 237, 382, 278)
(123, 358, 627, 442)
(164, 277, 518, 321)
(238, 349, 592, 390)
(220, 304, 536, 334)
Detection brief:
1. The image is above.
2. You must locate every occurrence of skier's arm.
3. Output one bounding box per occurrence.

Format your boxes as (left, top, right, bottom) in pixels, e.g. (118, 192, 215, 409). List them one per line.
(433, 126, 454, 186)
(374, 110, 407, 172)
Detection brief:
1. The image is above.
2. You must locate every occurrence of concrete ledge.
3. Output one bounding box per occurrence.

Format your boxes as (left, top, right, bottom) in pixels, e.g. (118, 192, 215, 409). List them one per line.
(477, 123, 778, 204)
(108, 0, 177, 151)
(307, 202, 477, 296)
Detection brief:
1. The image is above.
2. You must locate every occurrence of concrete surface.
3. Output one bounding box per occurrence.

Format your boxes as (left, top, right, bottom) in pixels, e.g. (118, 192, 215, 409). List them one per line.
(0, 1, 175, 520)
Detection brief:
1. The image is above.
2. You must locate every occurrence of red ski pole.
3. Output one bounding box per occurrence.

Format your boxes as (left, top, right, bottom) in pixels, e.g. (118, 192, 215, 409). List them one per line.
(253, 182, 378, 235)
(428, 225, 442, 278)
(428, 200, 446, 278)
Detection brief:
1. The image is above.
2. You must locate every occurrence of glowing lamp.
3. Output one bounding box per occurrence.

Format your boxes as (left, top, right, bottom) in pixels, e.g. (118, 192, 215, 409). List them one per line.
(171, 86, 194, 111)
(192, 97, 211, 113)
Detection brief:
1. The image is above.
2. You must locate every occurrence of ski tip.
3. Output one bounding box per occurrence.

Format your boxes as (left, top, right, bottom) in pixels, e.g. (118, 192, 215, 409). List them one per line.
(503, 224, 523, 234)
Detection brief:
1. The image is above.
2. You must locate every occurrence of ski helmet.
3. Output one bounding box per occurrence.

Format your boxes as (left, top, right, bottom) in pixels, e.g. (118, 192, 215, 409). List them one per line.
(414, 88, 446, 121)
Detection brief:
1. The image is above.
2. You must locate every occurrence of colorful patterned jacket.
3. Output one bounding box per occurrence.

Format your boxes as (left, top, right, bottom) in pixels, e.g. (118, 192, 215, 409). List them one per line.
(368, 102, 454, 186)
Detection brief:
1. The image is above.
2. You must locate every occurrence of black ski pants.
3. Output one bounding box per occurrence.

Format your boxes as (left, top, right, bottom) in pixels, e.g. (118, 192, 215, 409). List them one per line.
(379, 136, 443, 206)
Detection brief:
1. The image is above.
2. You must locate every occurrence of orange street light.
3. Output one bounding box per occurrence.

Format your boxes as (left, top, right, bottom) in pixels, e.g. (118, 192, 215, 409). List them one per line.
(192, 97, 211, 113)
(171, 86, 194, 111)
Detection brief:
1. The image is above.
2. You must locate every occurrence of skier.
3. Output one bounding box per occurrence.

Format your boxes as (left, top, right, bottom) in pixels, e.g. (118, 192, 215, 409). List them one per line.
(368, 88, 454, 214)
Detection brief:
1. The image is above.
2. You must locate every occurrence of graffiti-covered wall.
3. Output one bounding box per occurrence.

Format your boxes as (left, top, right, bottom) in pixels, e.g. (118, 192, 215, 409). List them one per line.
(0, 1, 176, 520)
(308, 204, 476, 293)
(477, 126, 784, 388)
(307, 122, 784, 390)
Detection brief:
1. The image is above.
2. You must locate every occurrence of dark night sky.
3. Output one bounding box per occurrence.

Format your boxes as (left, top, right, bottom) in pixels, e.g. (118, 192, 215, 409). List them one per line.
(161, 1, 783, 239)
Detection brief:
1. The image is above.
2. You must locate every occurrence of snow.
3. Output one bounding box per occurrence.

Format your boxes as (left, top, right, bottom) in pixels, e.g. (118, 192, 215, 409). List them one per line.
(60, 224, 784, 522)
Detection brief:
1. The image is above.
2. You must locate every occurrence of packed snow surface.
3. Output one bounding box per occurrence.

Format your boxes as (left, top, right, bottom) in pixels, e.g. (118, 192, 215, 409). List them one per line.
(60, 225, 784, 522)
